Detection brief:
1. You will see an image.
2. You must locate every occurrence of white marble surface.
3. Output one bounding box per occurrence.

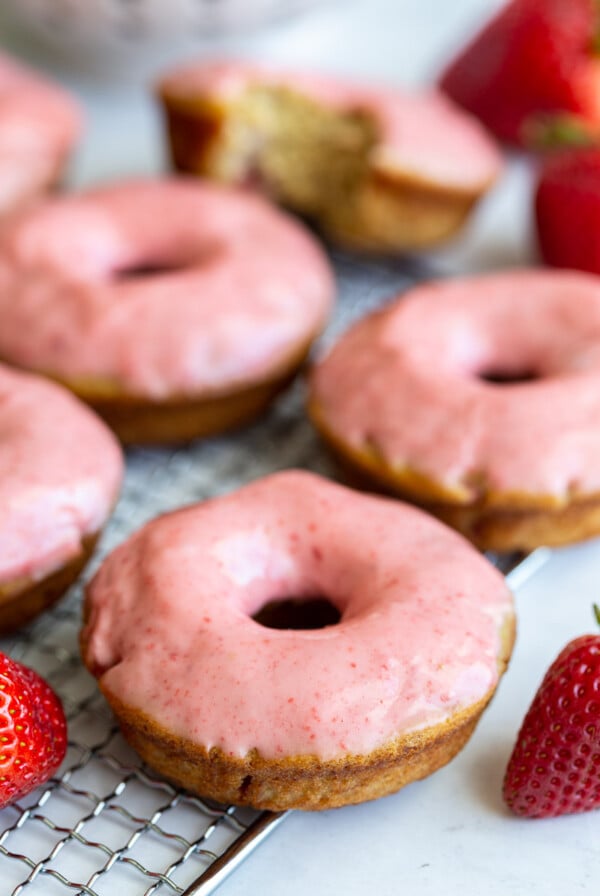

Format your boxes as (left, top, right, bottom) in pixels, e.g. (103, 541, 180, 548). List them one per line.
(1, 1, 599, 893)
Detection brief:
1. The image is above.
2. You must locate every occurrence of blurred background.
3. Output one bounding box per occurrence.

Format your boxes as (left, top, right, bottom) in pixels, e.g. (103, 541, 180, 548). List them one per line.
(0, 0, 505, 85)
(0, 0, 526, 273)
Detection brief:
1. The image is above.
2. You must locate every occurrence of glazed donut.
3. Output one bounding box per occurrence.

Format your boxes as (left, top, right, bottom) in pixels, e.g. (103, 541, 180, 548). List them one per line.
(308, 270, 600, 552)
(81, 471, 514, 811)
(0, 364, 122, 632)
(157, 60, 502, 252)
(0, 178, 333, 444)
(0, 53, 80, 216)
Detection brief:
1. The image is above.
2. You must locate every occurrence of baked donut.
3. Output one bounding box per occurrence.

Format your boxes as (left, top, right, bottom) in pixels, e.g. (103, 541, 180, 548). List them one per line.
(0, 178, 333, 444)
(308, 270, 600, 552)
(157, 60, 502, 252)
(0, 52, 80, 216)
(0, 364, 122, 632)
(81, 471, 514, 811)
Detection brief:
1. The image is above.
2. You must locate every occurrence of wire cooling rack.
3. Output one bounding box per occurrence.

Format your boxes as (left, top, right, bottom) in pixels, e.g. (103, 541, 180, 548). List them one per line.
(0, 251, 549, 896)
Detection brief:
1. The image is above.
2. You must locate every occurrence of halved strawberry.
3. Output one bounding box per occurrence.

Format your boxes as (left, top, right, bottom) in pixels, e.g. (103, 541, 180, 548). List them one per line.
(440, 0, 600, 145)
(0, 653, 67, 809)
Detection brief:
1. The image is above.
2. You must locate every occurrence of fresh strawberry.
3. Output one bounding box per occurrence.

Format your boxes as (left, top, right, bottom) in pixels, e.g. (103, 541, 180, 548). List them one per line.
(440, 0, 600, 145)
(535, 148, 600, 273)
(503, 608, 600, 818)
(0, 653, 67, 809)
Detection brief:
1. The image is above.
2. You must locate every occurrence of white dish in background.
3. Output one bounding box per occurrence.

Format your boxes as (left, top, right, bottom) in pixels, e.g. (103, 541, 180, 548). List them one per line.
(0, 0, 324, 63)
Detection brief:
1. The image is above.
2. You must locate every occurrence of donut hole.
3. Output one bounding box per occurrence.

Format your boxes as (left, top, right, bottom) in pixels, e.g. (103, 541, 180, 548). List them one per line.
(114, 260, 195, 279)
(112, 243, 223, 280)
(478, 368, 540, 386)
(252, 596, 341, 630)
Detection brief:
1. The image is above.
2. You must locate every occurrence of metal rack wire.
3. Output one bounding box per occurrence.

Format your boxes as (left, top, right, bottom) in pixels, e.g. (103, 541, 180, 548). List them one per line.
(0, 252, 549, 895)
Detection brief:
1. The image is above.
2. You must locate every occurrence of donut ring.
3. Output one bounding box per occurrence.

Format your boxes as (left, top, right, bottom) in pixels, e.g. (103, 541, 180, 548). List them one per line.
(309, 270, 600, 551)
(0, 364, 122, 632)
(0, 178, 333, 444)
(81, 471, 514, 811)
(157, 60, 502, 252)
(0, 53, 80, 216)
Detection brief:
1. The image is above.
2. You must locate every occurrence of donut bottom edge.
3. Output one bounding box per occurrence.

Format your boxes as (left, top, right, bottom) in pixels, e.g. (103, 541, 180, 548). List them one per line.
(86, 615, 514, 812)
(309, 405, 600, 553)
(87, 375, 296, 445)
(0, 532, 99, 633)
(96, 687, 499, 811)
(319, 168, 480, 253)
(23, 340, 313, 446)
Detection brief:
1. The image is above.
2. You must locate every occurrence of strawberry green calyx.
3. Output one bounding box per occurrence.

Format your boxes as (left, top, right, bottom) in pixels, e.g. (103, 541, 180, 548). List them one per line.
(523, 114, 599, 150)
(594, 603, 600, 626)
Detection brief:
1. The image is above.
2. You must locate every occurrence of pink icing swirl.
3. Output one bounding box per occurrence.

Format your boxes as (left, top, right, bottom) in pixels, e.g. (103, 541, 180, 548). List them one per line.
(82, 471, 513, 761)
(0, 178, 334, 399)
(0, 364, 123, 585)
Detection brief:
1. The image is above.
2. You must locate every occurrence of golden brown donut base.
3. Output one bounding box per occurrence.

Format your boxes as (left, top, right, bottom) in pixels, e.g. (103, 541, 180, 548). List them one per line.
(94, 687, 494, 811)
(426, 498, 600, 554)
(158, 87, 489, 252)
(7, 340, 312, 446)
(308, 401, 600, 552)
(0, 534, 98, 633)
(81, 609, 514, 811)
(81, 369, 301, 446)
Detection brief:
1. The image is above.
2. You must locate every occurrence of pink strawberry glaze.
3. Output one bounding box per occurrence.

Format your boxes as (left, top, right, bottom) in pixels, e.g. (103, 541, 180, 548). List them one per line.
(0, 364, 123, 586)
(82, 471, 513, 761)
(310, 269, 600, 501)
(158, 59, 502, 193)
(0, 53, 80, 215)
(0, 178, 333, 400)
